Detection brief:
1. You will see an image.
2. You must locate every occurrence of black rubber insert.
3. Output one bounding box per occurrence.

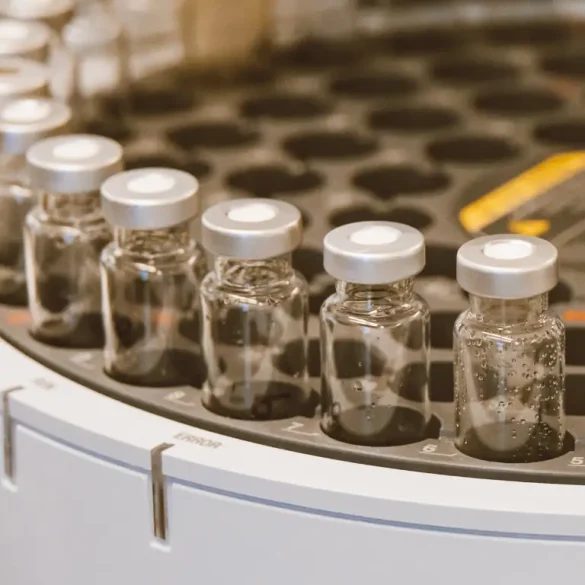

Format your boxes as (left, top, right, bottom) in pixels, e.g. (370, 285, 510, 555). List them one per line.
(125, 153, 212, 179)
(385, 28, 467, 56)
(541, 52, 585, 79)
(369, 105, 460, 134)
(431, 56, 519, 86)
(226, 164, 323, 198)
(292, 248, 324, 283)
(474, 87, 564, 117)
(484, 21, 569, 47)
(427, 135, 519, 165)
(329, 205, 433, 230)
(353, 164, 450, 200)
(430, 312, 458, 349)
(241, 93, 331, 120)
(168, 121, 259, 150)
(330, 71, 419, 99)
(283, 131, 378, 161)
(429, 361, 454, 403)
(421, 246, 458, 280)
(534, 119, 585, 148)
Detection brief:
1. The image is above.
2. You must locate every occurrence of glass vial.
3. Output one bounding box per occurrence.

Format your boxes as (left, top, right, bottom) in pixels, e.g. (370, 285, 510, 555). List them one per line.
(454, 235, 565, 463)
(100, 168, 206, 388)
(0, 57, 50, 106)
(0, 97, 71, 305)
(320, 222, 430, 446)
(0, 18, 51, 62)
(201, 199, 310, 420)
(24, 134, 123, 348)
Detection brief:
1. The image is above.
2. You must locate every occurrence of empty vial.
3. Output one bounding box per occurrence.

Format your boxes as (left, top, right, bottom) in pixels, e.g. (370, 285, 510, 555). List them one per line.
(0, 57, 50, 106)
(0, 97, 71, 305)
(100, 168, 207, 387)
(200, 199, 310, 420)
(321, 222, 430, 446)
(455, 235, 565, 463)
(24, 134, 123, 348)
(0, 19, 51, 62)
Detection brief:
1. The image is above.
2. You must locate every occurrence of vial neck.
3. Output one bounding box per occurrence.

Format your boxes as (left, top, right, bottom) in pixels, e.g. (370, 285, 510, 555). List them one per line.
(41, 190, 102, 222)
(214, 254, 294, 290)
(469, 294, 548, 325)
(337, 279, 414, 303)
(114, 221, 193, 257)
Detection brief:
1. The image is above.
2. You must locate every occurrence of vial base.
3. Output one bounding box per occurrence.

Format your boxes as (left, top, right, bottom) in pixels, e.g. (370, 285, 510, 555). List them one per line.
(457, 421, 565, 463)
(31, 312, 104, 349)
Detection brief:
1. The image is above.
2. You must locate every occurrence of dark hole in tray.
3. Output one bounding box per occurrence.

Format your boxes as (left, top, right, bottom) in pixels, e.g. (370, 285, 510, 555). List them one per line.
(565, 375, 585, 416)
(484, 21, 569, 47)
(427, 135, 519, 165)
(125, 153, 212, 180)
(534, 119, 585, 148)
(329, 205, 433, 231)
(353, 164, 450, 200)
(429, 361, 454, 402)
(421, 246, 458, 280)
(273, 338, 321, 378)
(310, 284, 335, 315)
(541, 52, 585, 79)
(241, 93, 331, 120)
(292, 248, 324, 283)
(82, 117, 134, 143)
(226, 164, 323, 198)
(550, 281, 572, 305)
(330, 71, 419, 99)
(565, 327, 585, 366)
(431, 312, 458, 349)
(385, 28, 466, 56)
(168, 121, 259, 150)
(106, 86, 195, 117)
(284, 130, 378, 161)
(281, 39, 364, 70)
(474, 87, 564, 117)
(431, 56, 519, 86)
(369, 105, 460, 134)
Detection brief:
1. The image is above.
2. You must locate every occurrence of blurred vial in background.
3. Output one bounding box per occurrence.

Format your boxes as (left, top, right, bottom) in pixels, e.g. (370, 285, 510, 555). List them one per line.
(100, 168, 207, 388)
(0, 97, 71, 305)
(201, 198, 310, 420)
(320, 222, 430, 446)
(63, 3, 129, 121)
(455, 235, 565, 463)
(0, 57, 50, 105)
(24, 134, 123, 348)
(0, 18, 51, 62)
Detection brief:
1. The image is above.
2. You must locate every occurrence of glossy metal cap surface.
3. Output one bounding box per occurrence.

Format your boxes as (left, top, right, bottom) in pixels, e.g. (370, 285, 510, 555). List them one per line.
(0, 97, 71, 154)
(0, 19, 50, 61)
(324, 221, 425, 284)
(457, 235, 558, 299)
(0, 57, 49, 104)
(101, 168, 200, 230)
(202, 198, 302, 259)
(27, 134, 124, 194)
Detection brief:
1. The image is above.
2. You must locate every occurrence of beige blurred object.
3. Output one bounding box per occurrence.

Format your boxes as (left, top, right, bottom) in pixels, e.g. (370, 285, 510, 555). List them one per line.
(182, 0, 272, 71)
(0, 0, 75, 32)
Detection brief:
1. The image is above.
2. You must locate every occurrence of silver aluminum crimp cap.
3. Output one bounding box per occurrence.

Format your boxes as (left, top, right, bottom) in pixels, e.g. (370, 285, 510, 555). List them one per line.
(0, 19, 51, 61)
(2, 0, 75, 31)
(0, 97, 71, 154)
(0, 57, 49, 104)
(101, 168, 200, 230)
(324, 221, 425, 285)
(27, 134, 124, 194)
(202, 198, 303, 259)
(456, 235, 558, 299)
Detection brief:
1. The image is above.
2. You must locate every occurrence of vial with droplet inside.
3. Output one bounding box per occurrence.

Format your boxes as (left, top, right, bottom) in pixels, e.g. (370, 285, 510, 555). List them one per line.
(24, 134, 123, 347)
(320, 221, 431, 446)
(100, 168, 207, 387)
(200, 198, 310, 420)
(455, 235, 566, 463)
(0, 97, 71, 305)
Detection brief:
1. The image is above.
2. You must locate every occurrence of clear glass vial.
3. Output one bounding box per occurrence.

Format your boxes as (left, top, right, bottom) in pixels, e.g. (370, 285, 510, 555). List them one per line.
(0, 57, 50, 106)
(200, 198, 310, 420)
(100, 168, 207, 388)
(454, 235, 565, 463)
(320, 221, 430, 446)
(24, 134, 123, 348)
(0, 18, 51, 62)
(0, 97, 71, 305)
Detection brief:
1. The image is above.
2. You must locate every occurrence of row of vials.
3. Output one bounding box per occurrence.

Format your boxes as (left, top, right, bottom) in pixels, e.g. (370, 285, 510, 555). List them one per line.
(0, 93, 566, 465)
